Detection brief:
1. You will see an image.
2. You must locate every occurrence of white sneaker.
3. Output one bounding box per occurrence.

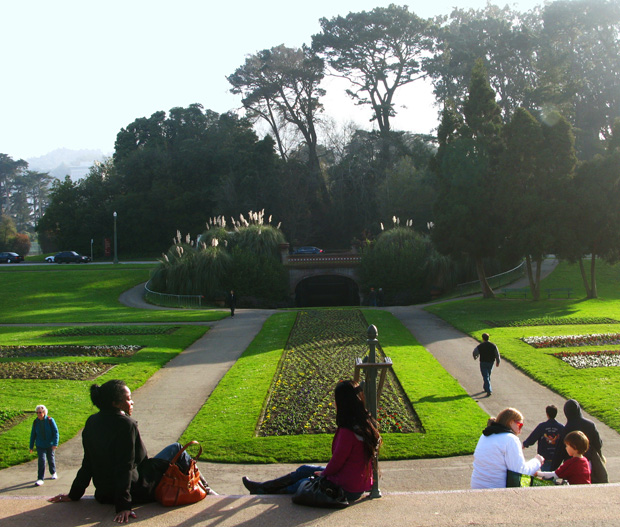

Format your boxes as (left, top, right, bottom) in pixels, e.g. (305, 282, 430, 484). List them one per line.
(51, 473, 58, 480)
(35, 479, 44, 486)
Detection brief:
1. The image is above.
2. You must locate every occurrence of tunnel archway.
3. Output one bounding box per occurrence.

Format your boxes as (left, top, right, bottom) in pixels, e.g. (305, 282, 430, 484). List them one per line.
(294, 274, 360, 307)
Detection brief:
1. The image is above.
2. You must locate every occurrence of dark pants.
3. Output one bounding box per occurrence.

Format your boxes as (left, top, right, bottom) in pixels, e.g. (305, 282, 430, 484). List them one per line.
(480, 361, 494, 394)
(37, 447, 56, 480)
(284, 465, 363, 502)
(153, 442, 193, 473)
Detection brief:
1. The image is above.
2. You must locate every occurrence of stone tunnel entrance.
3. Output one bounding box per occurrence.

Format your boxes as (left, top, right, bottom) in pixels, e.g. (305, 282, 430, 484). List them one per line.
(295, 275, 360, 307)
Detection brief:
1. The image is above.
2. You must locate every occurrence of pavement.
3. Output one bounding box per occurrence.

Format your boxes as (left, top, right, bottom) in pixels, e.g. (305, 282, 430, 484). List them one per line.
(3, 257, 620, 526)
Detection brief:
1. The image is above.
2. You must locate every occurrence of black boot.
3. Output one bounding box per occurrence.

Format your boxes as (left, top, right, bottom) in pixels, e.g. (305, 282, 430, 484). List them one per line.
(242, 474, 297, 494)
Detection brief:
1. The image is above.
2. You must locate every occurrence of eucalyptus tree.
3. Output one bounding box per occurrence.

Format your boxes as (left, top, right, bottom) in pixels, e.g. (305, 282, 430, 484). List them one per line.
(426, 4, 540, 119)
(536, 0, 620, 159)
(312, 4, 432, 140)
(499, 108, 577, 300)
(0, 154, 28, 215)
(431, 60, 505, 299)
(227, 44, 325, 175)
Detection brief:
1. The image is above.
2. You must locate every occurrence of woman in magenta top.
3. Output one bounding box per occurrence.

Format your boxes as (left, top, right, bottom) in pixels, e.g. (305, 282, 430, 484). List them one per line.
(242, 380, 382, 501)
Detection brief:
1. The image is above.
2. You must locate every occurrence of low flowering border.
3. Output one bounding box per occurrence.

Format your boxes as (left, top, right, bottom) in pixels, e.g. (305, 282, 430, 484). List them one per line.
(487, 317, 618, 328)
(0, 345, 142, 358)
(0, 361, 116, 380)
(554, 350, 620, 369)
(523, 333, 620, 348)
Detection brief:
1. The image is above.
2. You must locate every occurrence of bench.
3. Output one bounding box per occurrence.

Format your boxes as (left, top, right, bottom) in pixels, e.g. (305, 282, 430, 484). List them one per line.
(546, 287, 573, 298)
(502, 287, 529, 298)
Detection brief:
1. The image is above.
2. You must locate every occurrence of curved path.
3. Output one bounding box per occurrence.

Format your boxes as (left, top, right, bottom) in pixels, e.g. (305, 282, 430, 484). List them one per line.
(2, 261, 620, 526)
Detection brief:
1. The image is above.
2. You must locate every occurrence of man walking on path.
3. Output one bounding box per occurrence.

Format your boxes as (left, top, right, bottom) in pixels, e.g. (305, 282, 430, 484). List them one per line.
(473, 333, 500, 397)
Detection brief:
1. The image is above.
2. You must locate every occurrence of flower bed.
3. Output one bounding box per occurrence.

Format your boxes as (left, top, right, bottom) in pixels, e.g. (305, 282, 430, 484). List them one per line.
(0, 361, 115, 380)
(43, 326, 177, 337)
(554, 351, 620, 369)
(487, 317, 618, 328)
(523, 333, 620, 348)
(0, 345, 141, 358)
(258, 310, 421, 436)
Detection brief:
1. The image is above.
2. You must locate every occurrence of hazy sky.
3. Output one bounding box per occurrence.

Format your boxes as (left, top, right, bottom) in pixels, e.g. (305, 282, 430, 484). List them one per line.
(1, 0, 544, 160)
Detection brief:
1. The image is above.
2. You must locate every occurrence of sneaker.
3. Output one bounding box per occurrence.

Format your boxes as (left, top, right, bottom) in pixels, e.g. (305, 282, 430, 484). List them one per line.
(35, 479, 44, 486)
(51, 473, 58, 480)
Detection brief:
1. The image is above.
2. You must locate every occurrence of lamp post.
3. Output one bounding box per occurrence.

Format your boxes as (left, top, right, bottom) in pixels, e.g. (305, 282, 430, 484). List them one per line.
(113, 211, 118, 264)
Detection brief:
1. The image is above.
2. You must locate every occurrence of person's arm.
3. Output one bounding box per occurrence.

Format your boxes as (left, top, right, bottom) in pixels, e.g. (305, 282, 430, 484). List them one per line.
(50, 417, 59, 447)
(321, 429, 354, 478)
(473, 345, 479, 360)
(522, 423, 543, 449)
(494, 345, 500, 367)
(505, 435, 543, 476)
(536, 470, 557, 479)
(112, 420, 139, 514)
(29, 420, 36, 452)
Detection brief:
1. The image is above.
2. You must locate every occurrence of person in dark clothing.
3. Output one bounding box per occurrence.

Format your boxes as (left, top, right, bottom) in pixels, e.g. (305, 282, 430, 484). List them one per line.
(522, 405, 564, 471)
(551, 399, 608, 483)
(473, 333, 500, 396)
(228, 290, 236, 317)
(49, 380, 211, 523)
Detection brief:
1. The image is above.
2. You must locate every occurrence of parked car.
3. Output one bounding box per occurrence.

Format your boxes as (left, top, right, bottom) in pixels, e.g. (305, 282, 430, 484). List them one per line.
(293, 246, 324, 255)
(0, 252, 24, 263)
(45, 255, 55, 263)
(54, 251, 91, 263)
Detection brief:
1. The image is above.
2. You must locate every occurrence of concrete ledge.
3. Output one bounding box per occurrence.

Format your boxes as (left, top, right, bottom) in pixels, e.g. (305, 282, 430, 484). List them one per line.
(3, 484, 620, 527)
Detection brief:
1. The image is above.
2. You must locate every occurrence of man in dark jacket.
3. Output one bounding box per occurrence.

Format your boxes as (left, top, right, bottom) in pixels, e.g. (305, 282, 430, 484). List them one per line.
(522, 405, 564, 471)
(551, 399, 608, 483)
(473, 333, 500, 396)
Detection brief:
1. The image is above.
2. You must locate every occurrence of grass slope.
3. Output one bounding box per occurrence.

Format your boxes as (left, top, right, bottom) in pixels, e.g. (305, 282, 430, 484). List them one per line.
(0, 265, 228, 323)
(181, 310, 488, 463)
(427, 260, 620, 434)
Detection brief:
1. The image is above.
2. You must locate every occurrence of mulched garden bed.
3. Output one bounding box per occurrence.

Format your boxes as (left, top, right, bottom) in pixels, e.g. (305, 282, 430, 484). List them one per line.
(485, 317, 618, 328)
(0, 345, 142, 358)
(523, 333, 620, 348)
(43, 326, 178, 337)
(554, 351, 620, 369)
(258, 310, 422, 437)
(0, 361, 116, 380)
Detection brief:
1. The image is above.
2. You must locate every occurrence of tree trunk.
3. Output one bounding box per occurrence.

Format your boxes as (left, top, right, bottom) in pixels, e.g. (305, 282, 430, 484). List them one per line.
(476, 257, 495, 299)
(578, 257, 592, 298)
(534, 255, 543, 301)
(590, 254, 598, 298)
(526, 255, 535, 297)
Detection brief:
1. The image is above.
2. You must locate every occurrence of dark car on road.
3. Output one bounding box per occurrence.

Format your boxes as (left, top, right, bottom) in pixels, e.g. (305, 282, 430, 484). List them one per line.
(292, 246, 324, 255)
(54, 251, 91, 263)
(0, 252, 24, 263)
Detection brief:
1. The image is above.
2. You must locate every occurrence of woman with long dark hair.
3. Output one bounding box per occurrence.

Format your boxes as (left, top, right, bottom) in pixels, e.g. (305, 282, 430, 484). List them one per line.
(49, 380, 211, 523)
(242, 380, 382, 502)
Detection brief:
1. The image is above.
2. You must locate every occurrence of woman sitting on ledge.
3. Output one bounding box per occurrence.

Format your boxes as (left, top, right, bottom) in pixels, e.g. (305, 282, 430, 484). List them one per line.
(242, 379, 382, 503)
(49, 380, 211, 524)
(471, 407, 543, 489)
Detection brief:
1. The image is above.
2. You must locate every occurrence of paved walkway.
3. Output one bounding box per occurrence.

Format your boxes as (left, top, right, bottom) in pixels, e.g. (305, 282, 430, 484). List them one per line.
(2, 261, 620, 525)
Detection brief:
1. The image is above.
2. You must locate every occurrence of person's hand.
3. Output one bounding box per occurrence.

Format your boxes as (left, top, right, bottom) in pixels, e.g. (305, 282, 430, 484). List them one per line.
(313, 470, 322, 477)
(48, 494, 71, 503)
(114, 510, 136, 523)
(535, 454, 544, 464)
(52, 446, 57, 450)
(29, 449, 33, 454)
(535, 471, 541, 477)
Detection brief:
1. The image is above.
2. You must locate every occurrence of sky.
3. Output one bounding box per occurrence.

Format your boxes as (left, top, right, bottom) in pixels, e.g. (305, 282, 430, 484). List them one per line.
(1, 0, 545, 161)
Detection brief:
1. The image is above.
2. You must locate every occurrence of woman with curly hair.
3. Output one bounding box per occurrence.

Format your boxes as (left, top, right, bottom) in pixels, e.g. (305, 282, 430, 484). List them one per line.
(242, 380, 382, 502)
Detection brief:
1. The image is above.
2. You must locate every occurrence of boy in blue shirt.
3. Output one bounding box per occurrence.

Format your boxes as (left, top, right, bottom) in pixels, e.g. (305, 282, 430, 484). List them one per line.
(523, 405, 564, 471)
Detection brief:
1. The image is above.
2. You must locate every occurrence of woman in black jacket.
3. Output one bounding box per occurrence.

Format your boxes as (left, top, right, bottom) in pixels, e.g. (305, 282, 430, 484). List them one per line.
(49, 380, 208, 523)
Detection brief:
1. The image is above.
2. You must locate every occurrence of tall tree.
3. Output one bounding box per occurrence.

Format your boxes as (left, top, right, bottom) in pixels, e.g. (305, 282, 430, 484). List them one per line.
(0, 154, 28, 215)
(227, 44, 325, 176)
(431, 60, 505, 298)
(499, 108, 577, 300)
(312, 4, 432, 138)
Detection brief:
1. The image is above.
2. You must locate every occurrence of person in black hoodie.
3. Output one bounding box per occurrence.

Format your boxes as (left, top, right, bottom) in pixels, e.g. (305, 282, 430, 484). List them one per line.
(551, 399, 608, 483)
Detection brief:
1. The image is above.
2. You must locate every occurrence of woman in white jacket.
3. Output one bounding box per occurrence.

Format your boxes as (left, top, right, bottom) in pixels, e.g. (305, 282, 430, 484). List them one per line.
(471, 408, 544, 489)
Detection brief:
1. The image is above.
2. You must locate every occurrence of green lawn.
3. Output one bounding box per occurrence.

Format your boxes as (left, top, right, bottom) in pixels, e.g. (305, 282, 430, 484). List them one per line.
(427, 260, 620, 434)
(181, 309, 489, 463)
(0, 324, 208, 468)
(0, 264, 228, 323)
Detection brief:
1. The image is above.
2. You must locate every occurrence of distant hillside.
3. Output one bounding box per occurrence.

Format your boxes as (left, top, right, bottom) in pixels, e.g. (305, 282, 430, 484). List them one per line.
(27, 148, 109, 181)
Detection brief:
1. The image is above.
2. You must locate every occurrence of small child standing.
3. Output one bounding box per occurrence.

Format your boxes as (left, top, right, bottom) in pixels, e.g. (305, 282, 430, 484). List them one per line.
(523, 405, 564, 471)
(536, 430, 591, 485)
(29, 404, 59, 486)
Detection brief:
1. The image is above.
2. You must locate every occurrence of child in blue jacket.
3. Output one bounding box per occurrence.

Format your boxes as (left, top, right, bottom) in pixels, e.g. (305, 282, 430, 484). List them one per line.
(29, 404, 59, 486)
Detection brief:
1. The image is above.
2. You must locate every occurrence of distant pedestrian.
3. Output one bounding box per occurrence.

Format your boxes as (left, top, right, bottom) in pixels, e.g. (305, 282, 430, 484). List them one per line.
(522, 405, 564, 471)
(227, 290, 236, 317)
(473, 333, 500, 397)
(30, 404, 59, 486)
(368, 288, 377, 307)
(377, 288, 384, 307)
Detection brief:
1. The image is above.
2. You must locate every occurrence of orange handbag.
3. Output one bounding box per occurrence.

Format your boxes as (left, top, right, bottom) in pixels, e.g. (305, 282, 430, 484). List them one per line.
(155, 441, 208, 506)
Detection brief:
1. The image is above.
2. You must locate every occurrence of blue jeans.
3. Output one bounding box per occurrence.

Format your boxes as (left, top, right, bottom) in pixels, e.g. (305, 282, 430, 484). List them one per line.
(153, 443, 193, 473)
(285, 464, 364, 502)
(37, 447, 56, 480)
(480, 362, 494, 394)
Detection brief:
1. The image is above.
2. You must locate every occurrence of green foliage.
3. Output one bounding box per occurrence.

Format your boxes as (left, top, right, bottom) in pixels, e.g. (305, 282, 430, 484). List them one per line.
(360, 226, 435, 304)
(228, 247, 288, 303)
